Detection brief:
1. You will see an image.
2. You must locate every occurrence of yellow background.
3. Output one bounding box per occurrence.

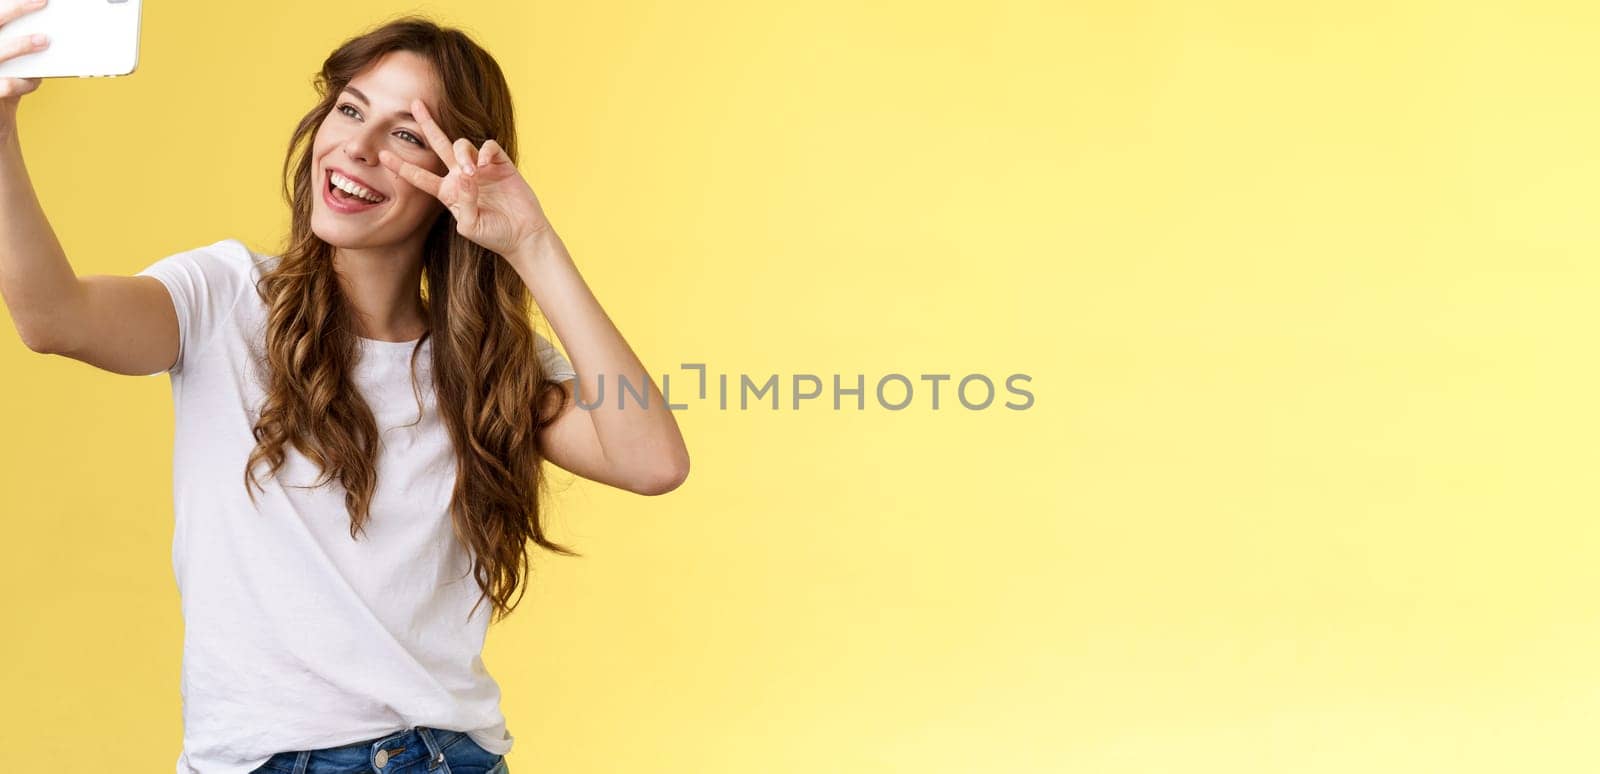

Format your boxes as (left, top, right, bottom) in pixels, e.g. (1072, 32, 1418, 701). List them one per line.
(2, 0, 1595, 771)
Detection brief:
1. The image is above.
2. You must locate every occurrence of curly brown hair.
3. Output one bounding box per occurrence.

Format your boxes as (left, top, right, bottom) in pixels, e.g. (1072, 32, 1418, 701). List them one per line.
(243, 16, 578, 624)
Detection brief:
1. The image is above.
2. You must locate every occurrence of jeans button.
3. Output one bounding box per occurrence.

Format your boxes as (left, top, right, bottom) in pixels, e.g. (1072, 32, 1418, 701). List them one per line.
(376, 748, 389, 767)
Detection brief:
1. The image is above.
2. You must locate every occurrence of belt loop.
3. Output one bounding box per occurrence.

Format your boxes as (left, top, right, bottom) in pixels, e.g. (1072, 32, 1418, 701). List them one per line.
(418, 726, 450, 773)
(292, 751, 311, 774)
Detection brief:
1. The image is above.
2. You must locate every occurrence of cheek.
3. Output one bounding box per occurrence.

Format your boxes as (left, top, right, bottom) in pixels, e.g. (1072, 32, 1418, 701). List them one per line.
(392, 185, 444, 228)
(397, 144, 445, 175)
(310, 122, 341, 156)
(393, 155, 447, 207)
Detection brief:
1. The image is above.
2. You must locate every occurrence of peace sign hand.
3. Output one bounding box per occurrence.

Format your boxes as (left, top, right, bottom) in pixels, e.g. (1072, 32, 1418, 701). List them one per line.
(378, 98, 553, 258)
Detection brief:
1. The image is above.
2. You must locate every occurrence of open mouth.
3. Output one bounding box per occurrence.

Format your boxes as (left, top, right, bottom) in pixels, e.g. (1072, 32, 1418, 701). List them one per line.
(324, 168, 388, 211)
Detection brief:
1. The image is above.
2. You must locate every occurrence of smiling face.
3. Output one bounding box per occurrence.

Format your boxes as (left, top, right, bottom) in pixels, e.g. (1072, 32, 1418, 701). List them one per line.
(309, 50, 450, 250)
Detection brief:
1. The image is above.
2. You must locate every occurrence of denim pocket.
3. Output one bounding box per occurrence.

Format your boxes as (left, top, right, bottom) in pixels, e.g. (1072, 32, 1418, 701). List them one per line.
(439, 731, 506, 774)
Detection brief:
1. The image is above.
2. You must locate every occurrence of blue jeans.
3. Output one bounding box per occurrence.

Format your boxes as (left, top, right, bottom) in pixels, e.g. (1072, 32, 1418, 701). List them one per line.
(250, 726, 509, 774)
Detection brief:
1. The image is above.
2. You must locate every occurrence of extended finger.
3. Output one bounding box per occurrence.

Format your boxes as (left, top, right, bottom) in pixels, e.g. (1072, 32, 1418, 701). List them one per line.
(379, 149, 443, 199)
(1, 0, 49, 29)
(0, 30, 48, 65)
(452, 137, 477, 177)
(409, 99, 459, 172)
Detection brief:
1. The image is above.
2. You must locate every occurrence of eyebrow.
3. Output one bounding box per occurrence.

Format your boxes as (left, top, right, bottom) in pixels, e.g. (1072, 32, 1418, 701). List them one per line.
(342, 86, 416, 122)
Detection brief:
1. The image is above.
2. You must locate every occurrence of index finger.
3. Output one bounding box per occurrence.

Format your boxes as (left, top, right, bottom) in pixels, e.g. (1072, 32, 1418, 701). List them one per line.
(410, 99, 459, 171)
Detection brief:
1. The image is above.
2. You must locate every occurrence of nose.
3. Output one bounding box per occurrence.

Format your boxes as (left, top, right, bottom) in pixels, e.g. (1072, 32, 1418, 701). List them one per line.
(343, 126, 382, 166)
(343, 141, 372, 165)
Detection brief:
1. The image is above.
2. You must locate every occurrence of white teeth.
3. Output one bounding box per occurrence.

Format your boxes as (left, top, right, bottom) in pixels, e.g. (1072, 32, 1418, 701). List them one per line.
(330, 172, 385, 203)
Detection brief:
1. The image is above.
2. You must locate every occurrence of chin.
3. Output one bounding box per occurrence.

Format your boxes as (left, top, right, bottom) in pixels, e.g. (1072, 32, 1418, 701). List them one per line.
(311, 210, 436, 252)
(311, 218, 363, 248)
(312, 211, 387, 249)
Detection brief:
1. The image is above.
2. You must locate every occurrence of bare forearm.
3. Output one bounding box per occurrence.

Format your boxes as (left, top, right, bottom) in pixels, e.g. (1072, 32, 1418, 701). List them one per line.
(0, 127, 79, 351)
(507, 229, 689, 478)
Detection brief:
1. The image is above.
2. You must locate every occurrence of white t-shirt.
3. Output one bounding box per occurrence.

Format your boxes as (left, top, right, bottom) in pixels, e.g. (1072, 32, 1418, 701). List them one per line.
(135, 238, 576, 774)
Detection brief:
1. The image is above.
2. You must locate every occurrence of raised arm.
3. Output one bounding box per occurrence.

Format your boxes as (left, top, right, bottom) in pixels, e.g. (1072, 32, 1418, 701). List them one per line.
(380, 98, 691, 495)
(0, 5, 178, 376)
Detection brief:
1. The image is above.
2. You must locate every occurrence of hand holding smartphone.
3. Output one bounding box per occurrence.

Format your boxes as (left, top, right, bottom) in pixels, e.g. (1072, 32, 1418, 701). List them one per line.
(0, 0, 141, 82)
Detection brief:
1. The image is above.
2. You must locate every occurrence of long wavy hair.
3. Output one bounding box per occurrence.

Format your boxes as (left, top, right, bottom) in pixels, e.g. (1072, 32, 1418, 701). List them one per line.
(242, 16, 578, 624)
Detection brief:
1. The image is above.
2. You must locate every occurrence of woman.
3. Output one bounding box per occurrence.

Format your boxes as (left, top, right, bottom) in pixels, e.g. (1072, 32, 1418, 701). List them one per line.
(0, 10, 689, 774)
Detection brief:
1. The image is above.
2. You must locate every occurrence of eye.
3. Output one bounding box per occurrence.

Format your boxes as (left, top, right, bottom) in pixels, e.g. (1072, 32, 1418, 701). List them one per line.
(336, 101, 424, 147)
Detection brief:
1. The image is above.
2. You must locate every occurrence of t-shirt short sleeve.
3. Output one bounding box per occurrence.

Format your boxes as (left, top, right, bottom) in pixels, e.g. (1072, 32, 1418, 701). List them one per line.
(534, 332, 577, 382)
(135, 239, 255, 376)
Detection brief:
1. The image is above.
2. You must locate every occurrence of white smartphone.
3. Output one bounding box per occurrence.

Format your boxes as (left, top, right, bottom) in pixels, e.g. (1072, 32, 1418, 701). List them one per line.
(0, 0, 142, 79)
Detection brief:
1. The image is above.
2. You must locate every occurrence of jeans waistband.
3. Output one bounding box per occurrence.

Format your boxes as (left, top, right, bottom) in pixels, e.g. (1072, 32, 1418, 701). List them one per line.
(266, 725, 470, 774)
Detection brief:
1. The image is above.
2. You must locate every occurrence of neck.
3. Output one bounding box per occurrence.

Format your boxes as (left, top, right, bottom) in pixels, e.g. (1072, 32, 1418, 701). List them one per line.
(331, 241, 428, 342)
